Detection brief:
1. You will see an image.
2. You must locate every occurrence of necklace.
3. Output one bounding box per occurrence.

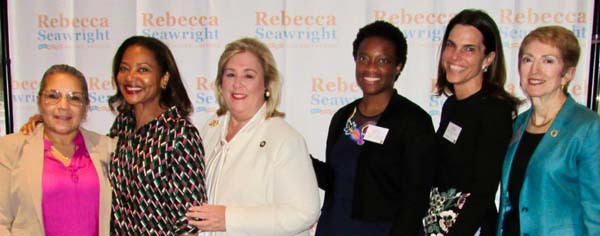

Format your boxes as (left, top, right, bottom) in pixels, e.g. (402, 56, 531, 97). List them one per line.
(344, 107, 380, 145)
(344, 107, 365, 145)
(529, 114, 554, 128)
(51, 145, 73, 160)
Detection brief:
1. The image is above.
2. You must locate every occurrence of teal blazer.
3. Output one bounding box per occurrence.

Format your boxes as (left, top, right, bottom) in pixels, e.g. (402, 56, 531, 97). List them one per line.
(497, 96, 600, 236)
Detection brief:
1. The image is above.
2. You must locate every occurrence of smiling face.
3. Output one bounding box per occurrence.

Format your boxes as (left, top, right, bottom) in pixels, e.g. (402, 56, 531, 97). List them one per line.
(116, 44, 168, 110)
(442, 24, 495, 95)
(355, 36, 401, 97)
(39, 72, 87, 137)
(519, 39, 574, 99)
(220, 51, 266, 122)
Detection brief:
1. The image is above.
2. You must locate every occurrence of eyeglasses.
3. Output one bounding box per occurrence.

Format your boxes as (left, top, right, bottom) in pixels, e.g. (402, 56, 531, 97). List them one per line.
(39, 90, 87, 106)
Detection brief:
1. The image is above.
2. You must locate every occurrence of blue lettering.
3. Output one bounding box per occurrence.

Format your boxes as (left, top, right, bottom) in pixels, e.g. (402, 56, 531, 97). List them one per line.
(37, 29, 109, 43)
(89, 92, 111, 104)
(12, 94, 37, 103)
(37, 30, 47, 41)
(142, 28, 218, 42)
(255, 27, 336, 42)
(311, 93, 356, 106)
(196, 92, 216, 105)
(255, 28, 265, 39)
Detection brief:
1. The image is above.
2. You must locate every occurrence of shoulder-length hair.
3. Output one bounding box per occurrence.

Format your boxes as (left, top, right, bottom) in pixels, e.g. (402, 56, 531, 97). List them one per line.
(214, 37, 284, 118)
(108, 36, 193, 118)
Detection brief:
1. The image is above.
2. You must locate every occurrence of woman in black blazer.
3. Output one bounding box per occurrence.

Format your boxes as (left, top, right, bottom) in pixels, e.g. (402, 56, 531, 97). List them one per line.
(311, 20, 437, 236)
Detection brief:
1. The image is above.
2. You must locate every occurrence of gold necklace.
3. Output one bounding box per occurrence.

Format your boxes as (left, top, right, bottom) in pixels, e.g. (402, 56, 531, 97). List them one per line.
(51, 145, 73, 160)
(530, 114, 554, 128)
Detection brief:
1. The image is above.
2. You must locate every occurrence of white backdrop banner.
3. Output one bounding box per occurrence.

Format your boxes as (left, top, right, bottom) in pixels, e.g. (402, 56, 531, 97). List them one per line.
(7, 0, 595, 164)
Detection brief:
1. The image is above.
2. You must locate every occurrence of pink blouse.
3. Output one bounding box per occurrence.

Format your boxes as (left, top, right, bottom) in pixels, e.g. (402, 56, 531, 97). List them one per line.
(41, 131, 100, 236)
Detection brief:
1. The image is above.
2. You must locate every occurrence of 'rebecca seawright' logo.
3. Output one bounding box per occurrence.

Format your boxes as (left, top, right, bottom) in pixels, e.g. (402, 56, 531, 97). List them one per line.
(140, 11, 220, 49)
(373, 8, 589, 48)
(194, 76, 219, 113)
(37, 13, 111, 50)
(255, 11, 338, 49)
(310, 76, 360, 115)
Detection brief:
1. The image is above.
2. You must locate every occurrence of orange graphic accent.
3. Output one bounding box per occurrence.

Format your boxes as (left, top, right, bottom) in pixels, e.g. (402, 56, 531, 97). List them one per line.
(374, 9, 456, 25)
(142, 12, 219, 27)
(88, 77, 116, 91)
(499, 8, 586, 24)
(312, 77, 359, 93)
(255, 11, 336, 26)
(196, 76, 217, 91)
(38, 14, 109, 28)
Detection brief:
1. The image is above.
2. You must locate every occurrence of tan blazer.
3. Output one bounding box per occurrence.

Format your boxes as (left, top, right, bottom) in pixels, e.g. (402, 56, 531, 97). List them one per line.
(0, 125, 114, 236)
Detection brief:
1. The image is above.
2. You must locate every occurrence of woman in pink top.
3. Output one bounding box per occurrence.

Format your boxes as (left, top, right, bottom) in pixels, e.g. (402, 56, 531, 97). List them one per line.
(0, 64, 114, 236)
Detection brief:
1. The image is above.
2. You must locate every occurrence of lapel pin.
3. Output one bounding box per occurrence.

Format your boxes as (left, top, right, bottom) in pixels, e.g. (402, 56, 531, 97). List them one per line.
(209, 120, 219, 127)
(260, 141, 266, 147)
(550, 129, 559, 137)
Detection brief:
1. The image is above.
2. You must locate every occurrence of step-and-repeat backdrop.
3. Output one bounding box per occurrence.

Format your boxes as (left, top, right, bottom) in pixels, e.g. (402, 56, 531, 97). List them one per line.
(7, 0, 595, 159)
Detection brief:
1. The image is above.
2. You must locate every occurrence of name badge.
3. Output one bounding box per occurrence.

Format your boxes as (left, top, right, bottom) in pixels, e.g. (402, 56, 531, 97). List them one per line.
(364, 125, 389, 144)
(443, 122, 462, 144)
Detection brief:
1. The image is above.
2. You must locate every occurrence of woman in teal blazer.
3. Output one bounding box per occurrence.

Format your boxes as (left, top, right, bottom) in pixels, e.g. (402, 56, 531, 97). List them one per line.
(497, 26, 600, 236)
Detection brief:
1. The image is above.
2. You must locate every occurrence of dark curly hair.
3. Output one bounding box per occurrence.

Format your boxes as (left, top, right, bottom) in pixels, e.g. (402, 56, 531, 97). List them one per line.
(352, 20, 408, 75)
(108, 36, 193, 118)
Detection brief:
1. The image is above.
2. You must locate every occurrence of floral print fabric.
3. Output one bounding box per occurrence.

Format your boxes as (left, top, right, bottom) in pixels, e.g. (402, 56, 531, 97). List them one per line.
(423, 187, 471, 235)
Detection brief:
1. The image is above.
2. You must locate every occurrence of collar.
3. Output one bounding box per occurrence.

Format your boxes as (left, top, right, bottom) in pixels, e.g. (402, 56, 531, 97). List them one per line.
(220, 103, 267, 143)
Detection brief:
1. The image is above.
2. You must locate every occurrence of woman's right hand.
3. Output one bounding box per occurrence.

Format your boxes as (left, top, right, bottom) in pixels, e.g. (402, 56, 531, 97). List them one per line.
(20, 114, 42, 135)
(186, 204, 226, 232)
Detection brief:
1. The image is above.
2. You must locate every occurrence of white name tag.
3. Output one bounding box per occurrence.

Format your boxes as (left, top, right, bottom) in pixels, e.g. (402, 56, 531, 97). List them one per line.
(363, 125, 389, 144)
(443, 121, 462, 144)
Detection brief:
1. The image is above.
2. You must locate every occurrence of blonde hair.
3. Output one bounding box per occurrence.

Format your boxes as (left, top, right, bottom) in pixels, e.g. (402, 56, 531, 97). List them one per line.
(214, 38, 284, 118)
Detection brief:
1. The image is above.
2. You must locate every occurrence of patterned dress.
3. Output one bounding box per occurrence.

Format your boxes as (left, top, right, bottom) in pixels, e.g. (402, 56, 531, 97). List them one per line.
(109, 106, 207, 236)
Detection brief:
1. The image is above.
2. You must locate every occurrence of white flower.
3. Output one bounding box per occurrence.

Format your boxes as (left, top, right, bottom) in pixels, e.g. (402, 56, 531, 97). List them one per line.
(438, 210, 458, 232)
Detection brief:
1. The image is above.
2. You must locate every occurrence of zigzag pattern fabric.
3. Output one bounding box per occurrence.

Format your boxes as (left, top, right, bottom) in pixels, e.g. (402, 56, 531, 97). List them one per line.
(109, 106, 207, 236)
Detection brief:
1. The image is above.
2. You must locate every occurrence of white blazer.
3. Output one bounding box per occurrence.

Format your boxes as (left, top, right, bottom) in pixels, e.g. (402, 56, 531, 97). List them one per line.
(202, 104, 320, 236)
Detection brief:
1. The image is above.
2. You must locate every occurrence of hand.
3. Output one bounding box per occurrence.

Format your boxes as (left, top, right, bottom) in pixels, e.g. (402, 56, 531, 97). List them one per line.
(186, 204, 226, 232)
(19, 114, 43, 135)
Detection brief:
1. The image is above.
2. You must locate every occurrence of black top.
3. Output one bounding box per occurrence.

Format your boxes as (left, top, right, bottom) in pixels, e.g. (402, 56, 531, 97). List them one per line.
(315, 108, 392, 236)
(312, 91, 437, 235)
(435, 91, 514, 236)
(502, 131, 544, 236)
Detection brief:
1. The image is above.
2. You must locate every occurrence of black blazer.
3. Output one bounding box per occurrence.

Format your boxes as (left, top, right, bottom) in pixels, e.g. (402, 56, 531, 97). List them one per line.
(312, 91, 437, 235)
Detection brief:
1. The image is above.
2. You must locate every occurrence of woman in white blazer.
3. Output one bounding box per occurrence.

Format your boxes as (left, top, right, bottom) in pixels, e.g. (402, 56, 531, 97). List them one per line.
(186, 38, 320, 236)
(0, 64, 114, 236)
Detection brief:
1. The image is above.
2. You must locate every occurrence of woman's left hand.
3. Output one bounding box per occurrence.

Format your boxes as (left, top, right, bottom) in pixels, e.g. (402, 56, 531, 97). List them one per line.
(186, 204, 226, 232)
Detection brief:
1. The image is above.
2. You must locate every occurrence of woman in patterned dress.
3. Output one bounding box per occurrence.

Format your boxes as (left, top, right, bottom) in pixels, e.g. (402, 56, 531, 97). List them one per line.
(185, 38, 320, 236)
(423, 9, 519, 236)
(107, 36, 207, 236)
